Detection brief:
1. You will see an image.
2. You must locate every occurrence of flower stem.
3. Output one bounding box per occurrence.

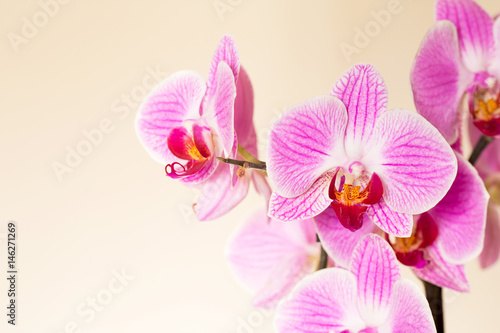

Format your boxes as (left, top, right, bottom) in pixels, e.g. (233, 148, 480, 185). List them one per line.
(468, 135, 494, 165)
(424, 281, 444, 333)
(216, 157, 267, 171)
(316, 234, 329, 270)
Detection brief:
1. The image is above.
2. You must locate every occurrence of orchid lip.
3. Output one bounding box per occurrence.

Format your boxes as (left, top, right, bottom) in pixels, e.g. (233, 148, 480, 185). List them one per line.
(165, 124, 214, 180)
(389, 213, 439, 268)
(328, 168, 383, 232)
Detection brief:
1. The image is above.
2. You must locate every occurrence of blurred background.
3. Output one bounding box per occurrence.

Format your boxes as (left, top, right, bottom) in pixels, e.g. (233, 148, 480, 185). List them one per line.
(1, 0, 499, 332)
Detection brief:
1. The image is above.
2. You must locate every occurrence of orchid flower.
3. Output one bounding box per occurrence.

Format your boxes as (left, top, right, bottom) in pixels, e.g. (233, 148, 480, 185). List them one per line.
(267, 63, 457, 238)
(226, 208, 323, 308)
(274, 234, 436, 333)
(411, 0, 500, 142)
(469, 125, 500, 268)
(135, 35, 268, 220)
(316, 152, 488, 292)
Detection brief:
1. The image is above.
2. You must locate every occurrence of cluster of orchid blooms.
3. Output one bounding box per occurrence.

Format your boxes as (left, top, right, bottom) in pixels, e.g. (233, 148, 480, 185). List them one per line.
(135, 0, 500, 331)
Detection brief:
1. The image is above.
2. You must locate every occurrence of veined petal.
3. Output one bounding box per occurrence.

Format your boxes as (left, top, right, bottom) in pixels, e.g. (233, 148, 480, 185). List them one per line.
(135, 71, 206, 164)
(267, 96, 348, 198)
(268, 172, 334, 221)
(480, 202, 500, 269)
(436, 0, 494, 73)
(204, 61, 237, 159)
(413, 244, 469, 292)
(350, 234, 401, 327)
(226, 208, 317, 305)
(411, 20, 473, 144)
(331, 64, 388, 157)
(315, 206, 377, 269)
(489, 17, 500, 79)
(379, 280, 436, 333)
(368, 109, 458, 215)
(195, 162, 249, 221)
(366, 199, 413, 237)
(234, 66, 258, 157)
(205, 34, 240, 111)
(274, 268, 365, 333)
(430, 152, 488, 264)
(253, 251, 319, 309)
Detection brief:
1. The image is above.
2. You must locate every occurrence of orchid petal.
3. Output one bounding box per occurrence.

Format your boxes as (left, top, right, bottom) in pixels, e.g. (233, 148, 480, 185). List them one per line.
(267, 96, 348, 198)
(331, 64, 388, 157)
(413, 244, 469, 292)
(489, 17, 500, 78)
(195, 163, 248, 220)
(431, 152, 488, 264)
(350, 234, 401, 327)
(234, 66, 258, 157)
(380, 280, 437, 333)
(368, 109, 458, 215)
(366, 198, 413, 237)
(226, 208, 317, 308)
(268, 172, 334, 221)
(480, 202, 500, 269)
(274, 269, 365, 333)
(204, 61, 237, 159)
(315, 206, 376, 269)
(135, 71, 206, 164)
(253, 251, 319, 309)
(205, 34, 240, 111)
(411, 20, 473, 144)
(252, 171, 272, 203)
(436, 0, 494, 72)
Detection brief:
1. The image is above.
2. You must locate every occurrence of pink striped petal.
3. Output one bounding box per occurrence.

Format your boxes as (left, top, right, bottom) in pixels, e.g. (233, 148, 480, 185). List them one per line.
(411, 20, 473, 144)
(436, 0, 494, 72)
(226, 208, 318, 308)
(369, 109, 458, 215)
(315, 206, 377, 269)
(413, 244, 469, 292)
(366, 199, 413, 237)
(489, 17, 500, 78)
(350, 234, 401, 327)
(480, 202, 500, 269)
(253, 251, 319, 309)
(234, 66, 258, 157)
(380, 280, 436, 333)
(204, 61, 237, 158)
(135, 71, 206, 164)
(431, 152, 488, 264)
(195, 163, 249, 221)
(268, 172, 334, 221)
(267, 96, 348, 198)
(205, 35, 240, 112)
(331, 64, 388, 156)
(274, 269, 365, 333)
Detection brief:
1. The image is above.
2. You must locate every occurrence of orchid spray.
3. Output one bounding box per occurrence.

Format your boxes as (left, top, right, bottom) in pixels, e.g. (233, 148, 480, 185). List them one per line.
(135, 1, 498, 331)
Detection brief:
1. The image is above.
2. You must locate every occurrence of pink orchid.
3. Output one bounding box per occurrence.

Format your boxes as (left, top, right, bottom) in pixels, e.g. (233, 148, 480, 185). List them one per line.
(274, 234, 436, 333)
(469, 125, 500, 268)
(316, 152, 488, 292)
(267, 63, 457, 237)
(226, 208, 323, 309)
(135, 35, 266, 220)
(411, 0, 500, 141)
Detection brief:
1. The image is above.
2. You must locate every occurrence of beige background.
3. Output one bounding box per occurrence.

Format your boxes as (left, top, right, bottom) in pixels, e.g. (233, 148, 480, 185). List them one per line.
(1, 0, 500, 332)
